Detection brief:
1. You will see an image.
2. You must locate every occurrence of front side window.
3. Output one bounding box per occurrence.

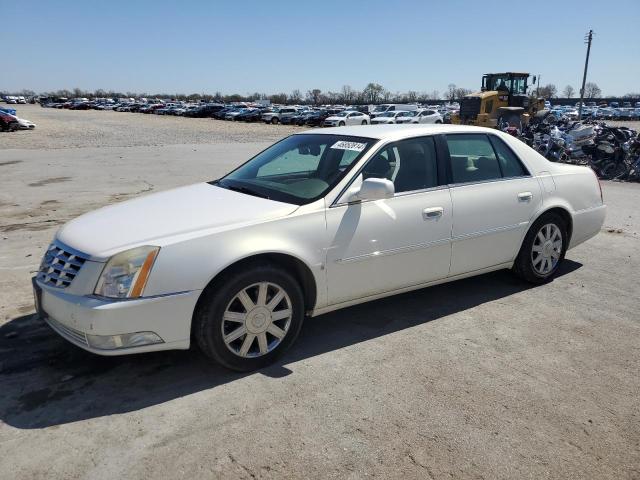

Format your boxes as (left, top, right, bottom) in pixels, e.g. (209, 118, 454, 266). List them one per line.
(361, 136, 438, 193)
(446, 134, 502, 183)
(218, 134, 376, 205)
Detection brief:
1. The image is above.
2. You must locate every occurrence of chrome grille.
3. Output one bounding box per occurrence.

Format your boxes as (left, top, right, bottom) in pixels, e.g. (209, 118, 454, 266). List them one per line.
(37, 243, 89, 288)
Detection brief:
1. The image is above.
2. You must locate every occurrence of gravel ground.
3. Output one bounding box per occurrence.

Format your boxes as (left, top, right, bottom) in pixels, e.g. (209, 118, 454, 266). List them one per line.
(0, 107, 639, 479)
(1, 104, 302, 149)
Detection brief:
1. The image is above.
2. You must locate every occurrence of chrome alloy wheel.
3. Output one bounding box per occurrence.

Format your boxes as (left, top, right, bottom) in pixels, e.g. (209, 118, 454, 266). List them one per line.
(531, 223, 563, 276)
(222, 282, 293, 358)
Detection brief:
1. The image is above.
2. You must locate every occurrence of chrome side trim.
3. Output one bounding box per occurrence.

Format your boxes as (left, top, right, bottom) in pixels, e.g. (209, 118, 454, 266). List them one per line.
(335, 238, 450, 264)
(452, 222, 528, 242)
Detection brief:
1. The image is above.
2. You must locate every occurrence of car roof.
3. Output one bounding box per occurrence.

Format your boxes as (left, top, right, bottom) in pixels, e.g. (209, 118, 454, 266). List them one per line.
(296, 124, 497, 141)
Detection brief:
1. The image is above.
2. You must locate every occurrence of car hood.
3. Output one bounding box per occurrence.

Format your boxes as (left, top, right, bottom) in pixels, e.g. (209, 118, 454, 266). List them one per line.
(56, 183, 298, 259)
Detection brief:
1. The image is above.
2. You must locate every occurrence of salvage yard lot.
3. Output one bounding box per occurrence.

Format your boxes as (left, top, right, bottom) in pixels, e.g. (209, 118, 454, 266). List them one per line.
(0, 105, 639, 479)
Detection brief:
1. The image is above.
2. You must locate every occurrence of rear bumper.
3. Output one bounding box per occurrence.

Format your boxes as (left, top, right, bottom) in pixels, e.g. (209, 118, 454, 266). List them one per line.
(34, 277, 200, 355)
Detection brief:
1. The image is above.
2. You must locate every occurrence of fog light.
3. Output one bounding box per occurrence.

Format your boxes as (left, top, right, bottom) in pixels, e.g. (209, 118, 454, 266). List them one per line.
(86, 331, 163, 350)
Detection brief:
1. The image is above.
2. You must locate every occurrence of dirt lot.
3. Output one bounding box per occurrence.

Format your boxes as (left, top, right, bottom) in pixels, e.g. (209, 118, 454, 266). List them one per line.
(0, 106, 639, 479)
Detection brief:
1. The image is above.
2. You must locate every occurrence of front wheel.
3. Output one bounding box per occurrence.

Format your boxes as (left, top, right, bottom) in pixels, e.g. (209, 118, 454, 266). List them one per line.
(513, 212, 567, 284)
(338, 121, 345, 126)
(271, 117, 279, 124)
(194, 263, 305, 371)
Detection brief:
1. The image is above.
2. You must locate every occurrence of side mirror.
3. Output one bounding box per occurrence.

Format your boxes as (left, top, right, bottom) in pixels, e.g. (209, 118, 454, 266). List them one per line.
(349, 178, 395, 202)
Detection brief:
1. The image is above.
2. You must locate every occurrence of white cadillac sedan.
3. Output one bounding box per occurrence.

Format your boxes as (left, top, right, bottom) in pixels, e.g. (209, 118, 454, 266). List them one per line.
(34, 125, 606, 371)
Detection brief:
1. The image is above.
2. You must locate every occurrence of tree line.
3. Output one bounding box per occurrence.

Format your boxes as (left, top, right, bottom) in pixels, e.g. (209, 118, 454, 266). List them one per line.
(5, 81, 637, 104)
(2, 83, 471, 105)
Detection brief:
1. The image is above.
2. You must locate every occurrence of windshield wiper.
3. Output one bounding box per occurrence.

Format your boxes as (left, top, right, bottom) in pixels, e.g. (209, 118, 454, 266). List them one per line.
(224, 184, 269, 199)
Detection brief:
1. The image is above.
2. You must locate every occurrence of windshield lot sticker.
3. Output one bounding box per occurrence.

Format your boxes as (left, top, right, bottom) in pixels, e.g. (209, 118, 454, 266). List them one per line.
(331, 141, 366, 152)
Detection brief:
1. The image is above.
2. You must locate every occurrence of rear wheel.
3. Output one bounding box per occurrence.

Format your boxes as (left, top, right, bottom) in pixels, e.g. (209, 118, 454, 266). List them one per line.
(194, 263, 304, 371)
(513, 212, 567, 284)
(361, 120, 368, 125)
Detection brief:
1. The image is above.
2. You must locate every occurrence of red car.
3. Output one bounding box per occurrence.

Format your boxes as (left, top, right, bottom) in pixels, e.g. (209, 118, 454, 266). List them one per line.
(0, 111, 19, 131)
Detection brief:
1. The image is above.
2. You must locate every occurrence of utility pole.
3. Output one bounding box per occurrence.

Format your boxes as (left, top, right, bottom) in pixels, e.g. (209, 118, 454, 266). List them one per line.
(536, 74, 541, 97)
(578, 29, 594, 121)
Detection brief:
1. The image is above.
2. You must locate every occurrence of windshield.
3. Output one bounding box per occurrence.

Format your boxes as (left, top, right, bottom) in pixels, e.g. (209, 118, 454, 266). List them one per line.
(217, 134, 376, 205)
(380, 112, 395, 117)
(373, 106, 387, 112)
(335, 112, 348, 117)
(397, 111, 414, 117)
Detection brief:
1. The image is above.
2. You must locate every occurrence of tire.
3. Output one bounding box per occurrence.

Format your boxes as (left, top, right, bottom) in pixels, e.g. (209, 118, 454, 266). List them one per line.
(194, 263, 305, 371)
(512, 212, 568, 284)
(435, 120, 442, 124)
(361, 120, 368, 125)
(338, 121, 345, 127)
(271, 117, 279, 124)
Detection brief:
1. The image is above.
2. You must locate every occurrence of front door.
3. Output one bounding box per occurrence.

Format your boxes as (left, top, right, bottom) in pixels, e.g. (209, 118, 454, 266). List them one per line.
(325, 136, 452, 305)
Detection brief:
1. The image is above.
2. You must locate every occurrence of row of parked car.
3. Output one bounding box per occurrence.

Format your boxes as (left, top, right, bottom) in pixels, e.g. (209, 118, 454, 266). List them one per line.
(547, 101, 640, 121)
(39, 98, 459, 127)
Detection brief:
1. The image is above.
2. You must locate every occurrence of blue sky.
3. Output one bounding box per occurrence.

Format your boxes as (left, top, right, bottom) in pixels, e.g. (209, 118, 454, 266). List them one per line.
(3, 0, 639, 96)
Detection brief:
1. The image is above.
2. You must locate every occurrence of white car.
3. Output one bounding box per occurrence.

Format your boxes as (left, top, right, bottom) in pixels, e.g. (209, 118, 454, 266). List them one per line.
(34, 125, 606, 371)
(411, 109, 443, 124)
(16, 117, 36, 129)
(323, 110, 370, 127)
(371, 111, 411, 124)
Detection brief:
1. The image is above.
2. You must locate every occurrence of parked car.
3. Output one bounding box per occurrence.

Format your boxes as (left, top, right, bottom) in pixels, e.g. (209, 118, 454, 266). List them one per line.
(386, 111, 418, 124)
(0, 106, 17, 115)
(281, 109, 311, 125)
(262, 107, 298, 124)
(33, 125, 606, 371)
(225, 108, 251, 121)
(0, 111, 19, 130)
(323, 110, 370, 127)
(213, 107, 237, 120)
(370, 111, 412, 124)
(235, 108, 266, 122)
(304, 110, 332, 127)
(183, 104, 224, 118)
(410, 109, 443, 124)
(0, 111, 35, 130)
(70, 102, 91, 110)
(370, 104, 418, 118)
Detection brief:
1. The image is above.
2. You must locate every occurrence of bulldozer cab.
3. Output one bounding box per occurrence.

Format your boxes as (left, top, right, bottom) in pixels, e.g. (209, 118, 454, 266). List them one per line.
(481, 73, 529, 96)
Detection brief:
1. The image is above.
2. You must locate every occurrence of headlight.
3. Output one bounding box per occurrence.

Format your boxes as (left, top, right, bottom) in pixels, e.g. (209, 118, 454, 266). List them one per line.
(94, 246, 159, 299)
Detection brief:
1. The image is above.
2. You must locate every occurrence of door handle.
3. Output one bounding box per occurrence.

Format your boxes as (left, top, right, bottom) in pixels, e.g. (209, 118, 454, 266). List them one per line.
(518, 192, 533, 202)
(422, 207, 444, 219)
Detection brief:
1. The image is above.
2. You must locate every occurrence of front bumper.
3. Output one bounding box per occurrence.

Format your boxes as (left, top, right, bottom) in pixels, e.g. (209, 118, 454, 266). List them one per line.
(33, 277, 200, 355)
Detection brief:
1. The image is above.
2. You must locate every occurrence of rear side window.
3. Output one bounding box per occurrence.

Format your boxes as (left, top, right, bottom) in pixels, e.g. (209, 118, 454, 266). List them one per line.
(488, 135, 527, 177)
(446, 134, 501, 183)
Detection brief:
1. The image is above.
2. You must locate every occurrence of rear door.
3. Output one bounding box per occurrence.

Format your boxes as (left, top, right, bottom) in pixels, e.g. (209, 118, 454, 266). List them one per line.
(444, 133, 542, 276)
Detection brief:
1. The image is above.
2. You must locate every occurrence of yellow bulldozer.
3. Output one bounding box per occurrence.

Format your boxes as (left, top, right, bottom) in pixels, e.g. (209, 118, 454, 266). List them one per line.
(450, 72, 546, 129)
